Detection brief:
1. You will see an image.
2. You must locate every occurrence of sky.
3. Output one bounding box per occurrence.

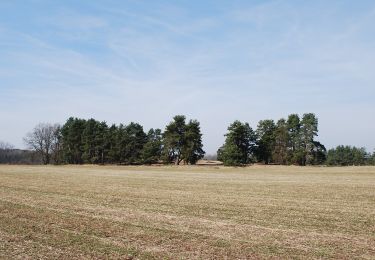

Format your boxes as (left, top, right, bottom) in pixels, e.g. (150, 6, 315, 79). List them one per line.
(0, 0, 375, 154)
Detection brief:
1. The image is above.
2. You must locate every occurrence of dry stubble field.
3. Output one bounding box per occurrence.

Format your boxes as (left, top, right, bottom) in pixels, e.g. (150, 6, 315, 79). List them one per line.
(0, 165, 374, 259)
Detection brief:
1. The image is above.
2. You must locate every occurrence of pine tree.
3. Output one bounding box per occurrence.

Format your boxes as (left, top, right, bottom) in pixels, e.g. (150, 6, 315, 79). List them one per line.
(272, 119, 289, 165)
(162, 115, 187, 165)
(255, 119, 276, 164)
(61, 117, 86, 164)
(182, 120, 205, 165)
(141, 129, 163, 164)
(217, 121, 256, 166)
(301, 113, 318, 165)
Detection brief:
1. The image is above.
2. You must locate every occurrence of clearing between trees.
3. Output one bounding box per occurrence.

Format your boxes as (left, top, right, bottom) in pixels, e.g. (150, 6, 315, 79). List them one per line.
(0, 165, 374, 259)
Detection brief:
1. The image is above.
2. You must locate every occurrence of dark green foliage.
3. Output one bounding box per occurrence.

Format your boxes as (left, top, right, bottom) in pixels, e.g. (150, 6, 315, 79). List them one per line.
(287, 114, 303, 165)
(82, 119, 108, 164)
(163, 115, 186, 164)
(311, 141, 327, 165)
(141, 129, 163, 164)
(116, 123, 147, 164)
(255, 120, 276, 164)
(57, 115, 204, 165)
(326, 146, 371, 166)
(162, 115, 205, 165)
(61, 118, 147, 165)
(275, 113, 321, 166)
(218, 113, 327, 166)
(217, 121, 256, 166)
(23, 114, 373, 167)
(287, 114, 301, 151)
(272, 119, 289, 165)
(62, 118, 109, 164)
(182, 120, 205, 165)
(217, 143, 243, 166)
(106, 124, 119, 163)
(61, 117, 86, 164)
(300, 113, 319, 165)
(371, 152, 375, 165)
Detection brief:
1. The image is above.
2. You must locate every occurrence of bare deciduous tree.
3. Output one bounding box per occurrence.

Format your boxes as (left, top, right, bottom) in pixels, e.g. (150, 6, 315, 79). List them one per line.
(24, 123, 61, 165)
(0, 141, 14, 150)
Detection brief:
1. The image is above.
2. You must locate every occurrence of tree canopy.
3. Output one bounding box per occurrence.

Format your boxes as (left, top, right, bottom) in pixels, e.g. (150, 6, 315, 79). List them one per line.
(16, 113, 375, 167)
(163, 115, 205, 165)
(217, 121, 256, 166)
(21, 115, 204, 165)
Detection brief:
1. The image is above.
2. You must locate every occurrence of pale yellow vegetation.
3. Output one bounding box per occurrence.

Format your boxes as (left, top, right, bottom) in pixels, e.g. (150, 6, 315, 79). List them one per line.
(0, 165, 374, 259)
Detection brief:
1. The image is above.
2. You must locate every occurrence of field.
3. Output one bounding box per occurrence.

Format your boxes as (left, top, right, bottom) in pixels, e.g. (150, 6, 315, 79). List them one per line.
(0, 165, 374, 259)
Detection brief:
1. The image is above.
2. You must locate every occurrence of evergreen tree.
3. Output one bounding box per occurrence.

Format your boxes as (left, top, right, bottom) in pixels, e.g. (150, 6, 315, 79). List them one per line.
(272, 119, 289, 165)
(371, 152, 375, 165)
(301, 113, 318, 165)
(287, 114, 303, 165)
(81, 119, 109, 164)
(162, 115, 187, 165)
(106, 124, 119, 163)
(255, 119, 276, 164)
(352, 147, 367, 165)
(326, 146, 368, 166)
(162, 115, 205, 165)
(115, 124, 127, 163)
(182, 120, 205, 165)
(217, 143, 243, 166)
(61, 117, 86, 164)
(311, 141, 326, 165)
(117, 123, 147, 164)
(217, 121, 256, 166)
(95, 121, 109, 164)
(82, 119, 99, 163)
(141, 128, 163, 164)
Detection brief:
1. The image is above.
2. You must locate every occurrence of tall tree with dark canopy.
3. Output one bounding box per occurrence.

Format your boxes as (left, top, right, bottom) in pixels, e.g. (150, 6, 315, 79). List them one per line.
(371, 152, 375, 165)
(162, 115, 205, 165)
(300, 113, 318, 165)
(106, 124, 119, 163)
(82, 119, 99, 163)
(217, 121, 256, 166)
(95, 121, 109, 164)
(326, 146, 370, 166)
(272, 119, 289, 165)
(61, 117, 87, 164)
(117, 123, 147, 164)
(141, 128, 163, 164)
(182, 120, 205, 164)
(163, 115, 187, 165)
(255, 119, 276, 164)
(81, 119, 109, 164)
(287, 114, 303, 164)
(311, 141, 327, 165)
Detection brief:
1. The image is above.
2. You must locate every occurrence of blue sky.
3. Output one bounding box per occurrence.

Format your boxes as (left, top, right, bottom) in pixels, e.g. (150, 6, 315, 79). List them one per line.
(1, 0, 375, 153)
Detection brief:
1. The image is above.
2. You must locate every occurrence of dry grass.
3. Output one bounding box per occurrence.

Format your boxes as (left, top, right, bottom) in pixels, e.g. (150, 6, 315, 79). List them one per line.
(0, 165, 374, 259)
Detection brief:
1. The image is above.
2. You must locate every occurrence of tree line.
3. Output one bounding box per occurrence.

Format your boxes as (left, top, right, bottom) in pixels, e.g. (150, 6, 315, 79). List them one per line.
(326, 146, 375, 166)
(22, 115, 205, 165)
(217, 113, 375, 166)
(1, 113, 374, 166)
(0, 141, 41, 164)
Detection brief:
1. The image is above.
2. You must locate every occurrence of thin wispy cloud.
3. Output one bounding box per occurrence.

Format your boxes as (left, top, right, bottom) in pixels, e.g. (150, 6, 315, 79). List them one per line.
(1, 0, 375, 153)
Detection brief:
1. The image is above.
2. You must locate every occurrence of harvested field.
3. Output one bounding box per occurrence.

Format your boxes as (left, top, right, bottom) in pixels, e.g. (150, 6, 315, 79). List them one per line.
(0, 165, 374, 259)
